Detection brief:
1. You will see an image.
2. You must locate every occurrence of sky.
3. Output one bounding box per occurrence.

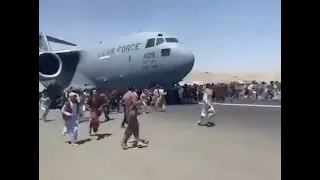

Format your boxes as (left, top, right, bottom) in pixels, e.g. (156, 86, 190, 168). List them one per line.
(39, 0, 281, 73)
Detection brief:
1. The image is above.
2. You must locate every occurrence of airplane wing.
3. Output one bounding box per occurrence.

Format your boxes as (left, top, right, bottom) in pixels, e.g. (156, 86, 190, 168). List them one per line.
(39, 31, 95, 92)
(39, 48, 82, 82)
(39, 49, 81, 55)
(39, 30, 77, 51)
(39, 33, 77, 47)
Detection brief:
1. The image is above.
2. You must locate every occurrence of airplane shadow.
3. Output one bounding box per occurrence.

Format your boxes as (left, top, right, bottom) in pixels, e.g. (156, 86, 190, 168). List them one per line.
(90, 133, 113, 140)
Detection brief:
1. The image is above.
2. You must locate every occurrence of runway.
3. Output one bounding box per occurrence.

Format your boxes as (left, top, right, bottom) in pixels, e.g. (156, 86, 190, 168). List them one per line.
(39, 103, 281, 180)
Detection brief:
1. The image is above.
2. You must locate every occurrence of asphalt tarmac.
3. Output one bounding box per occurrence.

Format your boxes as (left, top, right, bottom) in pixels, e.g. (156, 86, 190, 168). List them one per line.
(39, 102, 281, 180)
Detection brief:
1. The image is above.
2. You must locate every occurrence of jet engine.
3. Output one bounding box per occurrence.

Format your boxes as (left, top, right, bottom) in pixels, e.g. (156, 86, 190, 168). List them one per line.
(39, 52, 63, 81)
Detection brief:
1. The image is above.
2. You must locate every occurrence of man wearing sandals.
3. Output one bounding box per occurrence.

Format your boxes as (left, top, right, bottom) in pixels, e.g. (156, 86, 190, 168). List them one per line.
(121, 87, 148, 150)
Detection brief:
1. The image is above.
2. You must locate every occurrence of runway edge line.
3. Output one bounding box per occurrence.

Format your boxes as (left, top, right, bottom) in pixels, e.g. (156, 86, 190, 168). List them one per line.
(198, 102, 281, 108)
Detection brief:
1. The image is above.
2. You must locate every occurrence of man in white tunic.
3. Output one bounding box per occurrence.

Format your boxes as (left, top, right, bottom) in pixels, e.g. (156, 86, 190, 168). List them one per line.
(156, 87, 167, 111)
(39, 90, 51, 122)
(61, 92, 81, 146)
(153, 87, 160, 108)
(140, 89, 149, 114)
(198, 84, 216, 126)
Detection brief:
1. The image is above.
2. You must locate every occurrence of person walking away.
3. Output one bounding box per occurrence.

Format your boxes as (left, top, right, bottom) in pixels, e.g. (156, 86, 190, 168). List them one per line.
(197, 85, 203, 103)
(87, 90, 102, 135)
(198, 84, 215, 126)
(146, 88, 152, 107)
(61, 92, 81, 147)
(140, 89, 149, 114)
(156, 87, 167, 111)
(100, 93, 110, 121)
(56, 91, 68, 109)
(121, 87, 148, 150)
(152, 87, 160, 110)
(246, 82, 255, 99)
(61, 93, 70, 136)
(274, 81, 280, 98)
(229, 82, 236, 102)
(110, 89, 121, 113)
(77, 91, 86, 122)
(39, 90, 51, 122)
(121, 102, 128, 128)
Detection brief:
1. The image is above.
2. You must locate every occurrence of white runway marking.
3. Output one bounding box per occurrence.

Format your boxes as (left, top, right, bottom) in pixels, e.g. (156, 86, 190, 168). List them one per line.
(199, 102, 281, 108)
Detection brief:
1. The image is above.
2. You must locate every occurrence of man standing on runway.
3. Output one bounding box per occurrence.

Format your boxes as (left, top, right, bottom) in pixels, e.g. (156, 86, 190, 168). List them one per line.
(121, 87, 148, 150)
(198, 84, 216, 126)
(39, 90, 51, 122)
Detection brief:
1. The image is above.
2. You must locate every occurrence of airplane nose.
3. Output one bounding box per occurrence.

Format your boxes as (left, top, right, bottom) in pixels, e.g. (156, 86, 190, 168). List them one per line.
(162, 44, 195, 79)
(185, 52, 195, 68)
(180, 51, 195, 73)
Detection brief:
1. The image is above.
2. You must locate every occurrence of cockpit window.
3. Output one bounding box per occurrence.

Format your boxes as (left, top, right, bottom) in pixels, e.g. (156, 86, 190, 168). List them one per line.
(156, 38, 164, 46)
(145, 38, 155, 48)
(165, 38, 179, 43)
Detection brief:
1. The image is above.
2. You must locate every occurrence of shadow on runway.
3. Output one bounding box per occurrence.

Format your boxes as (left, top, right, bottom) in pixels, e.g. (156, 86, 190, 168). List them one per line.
(66, 138, 92, 145)
(198, 122, 216, 127)
(169, 101, 199, 106)
(79, 117, 91, 124)
(39, 119, 56, 122)
(123, 139, 149, 150)
(100, 118, 116, 124)
(137, 112, 151, 115)
(90, 133, 113, 140)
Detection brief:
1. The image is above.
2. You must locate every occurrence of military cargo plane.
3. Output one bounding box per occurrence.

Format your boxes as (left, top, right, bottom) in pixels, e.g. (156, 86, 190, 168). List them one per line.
(39, 31, 195, 94)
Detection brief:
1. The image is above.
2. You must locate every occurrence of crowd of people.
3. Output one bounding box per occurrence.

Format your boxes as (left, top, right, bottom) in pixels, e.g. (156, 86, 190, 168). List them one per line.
(39, 85, 168, 149)
(39, 80, 280, 149)
(165, 80, 281, 104)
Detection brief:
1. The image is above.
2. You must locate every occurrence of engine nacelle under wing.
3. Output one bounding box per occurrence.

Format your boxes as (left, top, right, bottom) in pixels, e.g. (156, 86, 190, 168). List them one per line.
(39, 52, 63, 81)
(39, 49, 83, 94)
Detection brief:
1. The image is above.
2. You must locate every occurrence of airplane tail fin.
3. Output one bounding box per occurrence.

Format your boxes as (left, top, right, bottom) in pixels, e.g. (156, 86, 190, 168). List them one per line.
(39, 31, 52, 51)
(39, 31, 77, 52)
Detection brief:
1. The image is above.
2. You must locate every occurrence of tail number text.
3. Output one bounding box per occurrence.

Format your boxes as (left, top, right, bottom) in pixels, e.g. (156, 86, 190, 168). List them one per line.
(144, 52, 155, 59)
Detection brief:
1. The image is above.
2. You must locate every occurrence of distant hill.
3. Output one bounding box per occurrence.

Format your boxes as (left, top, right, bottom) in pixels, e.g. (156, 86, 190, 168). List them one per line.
(183, 71, 281, 83)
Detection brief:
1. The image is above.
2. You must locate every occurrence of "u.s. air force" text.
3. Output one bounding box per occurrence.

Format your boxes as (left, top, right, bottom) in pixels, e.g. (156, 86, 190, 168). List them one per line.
(98, 43, 141, 57)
